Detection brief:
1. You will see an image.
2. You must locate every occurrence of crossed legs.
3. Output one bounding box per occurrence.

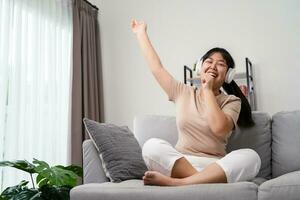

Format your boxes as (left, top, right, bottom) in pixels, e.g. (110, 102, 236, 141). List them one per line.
(142, 138, 227, 186)
(143, 157, 227, 186)
(142, 138, 261, 186)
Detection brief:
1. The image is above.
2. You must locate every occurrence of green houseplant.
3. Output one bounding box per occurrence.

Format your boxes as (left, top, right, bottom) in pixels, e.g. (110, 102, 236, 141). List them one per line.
(0, 159, 83, 200)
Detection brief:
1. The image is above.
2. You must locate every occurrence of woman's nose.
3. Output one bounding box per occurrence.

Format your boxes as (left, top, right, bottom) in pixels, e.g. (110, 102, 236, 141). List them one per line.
(210, 63, 217, 70)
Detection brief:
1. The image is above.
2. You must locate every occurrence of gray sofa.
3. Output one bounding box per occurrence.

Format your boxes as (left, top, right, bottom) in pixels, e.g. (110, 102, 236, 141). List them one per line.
(71, 111, 300, 200)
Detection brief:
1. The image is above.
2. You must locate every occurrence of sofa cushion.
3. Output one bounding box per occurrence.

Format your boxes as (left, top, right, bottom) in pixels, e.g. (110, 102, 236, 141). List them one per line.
(71, 180, 258, 200)
(226, 111, 271, 179)
(83, 118, 148, 182)
(272, 111, 300, 178)
(258, 170, 300, 200)
(133, 115, 178, 147)
(251, 177, 268, 186)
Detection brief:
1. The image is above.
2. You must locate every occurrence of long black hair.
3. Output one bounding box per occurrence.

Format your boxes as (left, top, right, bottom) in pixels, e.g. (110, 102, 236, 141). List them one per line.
(201, 47, 255, 127)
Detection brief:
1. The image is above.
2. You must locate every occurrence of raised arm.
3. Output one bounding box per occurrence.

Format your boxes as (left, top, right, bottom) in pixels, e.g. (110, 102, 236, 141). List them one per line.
(131, 19, 174, 95)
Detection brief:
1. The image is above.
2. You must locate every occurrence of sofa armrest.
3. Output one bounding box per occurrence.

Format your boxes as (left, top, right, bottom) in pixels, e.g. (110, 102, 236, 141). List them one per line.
(258, 170, 300, 200)
(82, 139, 109, 183)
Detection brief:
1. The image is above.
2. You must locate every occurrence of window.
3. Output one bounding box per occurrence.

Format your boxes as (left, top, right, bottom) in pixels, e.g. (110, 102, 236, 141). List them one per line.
(0, 0, 73, 190)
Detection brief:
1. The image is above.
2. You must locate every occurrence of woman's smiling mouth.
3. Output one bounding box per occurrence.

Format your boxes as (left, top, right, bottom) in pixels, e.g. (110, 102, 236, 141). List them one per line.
(207, 70, 217, 78)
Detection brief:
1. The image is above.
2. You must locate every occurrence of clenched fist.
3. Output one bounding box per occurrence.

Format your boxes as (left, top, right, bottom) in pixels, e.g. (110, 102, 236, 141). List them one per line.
(131, 19, 147, 35)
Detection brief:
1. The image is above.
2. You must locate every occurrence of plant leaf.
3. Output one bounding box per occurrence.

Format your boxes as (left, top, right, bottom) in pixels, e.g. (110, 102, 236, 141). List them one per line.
(0, 160, 36, 174)
(0, 180, 40, 200)
(1, 180, 29, 198)
(36, 174, 48, 188)
(47, 167, 77, 187)
(33, 159, 52, 187)
(33, 159, 50, 172)
(56, 165, 83, 178)
(13, 188, 40, 200)
(28, 192, 43, 200)
(33, 159, 77, 187)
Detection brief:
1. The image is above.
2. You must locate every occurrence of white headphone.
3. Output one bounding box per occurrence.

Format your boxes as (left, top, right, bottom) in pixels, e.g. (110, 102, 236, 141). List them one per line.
(195, 58, 236, 84)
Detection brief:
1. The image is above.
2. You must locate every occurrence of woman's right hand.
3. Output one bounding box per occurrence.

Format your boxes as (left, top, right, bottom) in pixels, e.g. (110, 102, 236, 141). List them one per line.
(131, 19, 147, 35)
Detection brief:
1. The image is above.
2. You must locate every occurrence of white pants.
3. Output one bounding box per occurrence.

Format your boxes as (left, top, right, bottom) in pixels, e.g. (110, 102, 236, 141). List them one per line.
(142, 138, 261, 183)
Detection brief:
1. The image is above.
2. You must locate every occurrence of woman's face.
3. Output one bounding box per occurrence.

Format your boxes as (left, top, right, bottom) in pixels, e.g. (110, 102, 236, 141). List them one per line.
(200, 52, 228, 90)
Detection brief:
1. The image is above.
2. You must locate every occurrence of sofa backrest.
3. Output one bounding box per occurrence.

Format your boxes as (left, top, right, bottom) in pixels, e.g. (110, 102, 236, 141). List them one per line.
(271, 110, 300, 178)
(133, 111, 272, 179)
(226, 111, 272, 179)
(133, 115, 178, 147)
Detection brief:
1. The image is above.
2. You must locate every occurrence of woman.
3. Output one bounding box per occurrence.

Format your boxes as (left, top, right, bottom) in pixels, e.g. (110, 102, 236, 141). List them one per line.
(131, 19, 261, 186)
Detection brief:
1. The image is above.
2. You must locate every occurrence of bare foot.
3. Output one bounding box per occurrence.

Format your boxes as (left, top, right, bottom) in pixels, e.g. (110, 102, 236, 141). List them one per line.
(143, 171, 181, 186)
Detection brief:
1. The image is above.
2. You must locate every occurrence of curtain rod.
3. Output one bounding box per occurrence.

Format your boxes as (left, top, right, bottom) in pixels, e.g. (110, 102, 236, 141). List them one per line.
(83, 0, 99, 10)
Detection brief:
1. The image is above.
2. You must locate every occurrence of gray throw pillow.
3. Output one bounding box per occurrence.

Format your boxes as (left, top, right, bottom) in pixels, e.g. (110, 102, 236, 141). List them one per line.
(83, 118, 148, 182)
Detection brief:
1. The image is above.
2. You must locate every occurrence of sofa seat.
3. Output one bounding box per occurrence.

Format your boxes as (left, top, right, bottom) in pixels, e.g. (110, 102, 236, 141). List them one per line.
(71, 179, 259, 200)
(258, 171, 300, 200)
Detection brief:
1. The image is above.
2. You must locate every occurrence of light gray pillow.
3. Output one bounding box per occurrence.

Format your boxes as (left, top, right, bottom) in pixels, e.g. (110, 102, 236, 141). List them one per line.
(83, 118, 148, 182)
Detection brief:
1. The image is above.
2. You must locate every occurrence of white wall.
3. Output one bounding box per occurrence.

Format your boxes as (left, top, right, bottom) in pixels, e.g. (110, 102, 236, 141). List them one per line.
(89, 0, 300, 130)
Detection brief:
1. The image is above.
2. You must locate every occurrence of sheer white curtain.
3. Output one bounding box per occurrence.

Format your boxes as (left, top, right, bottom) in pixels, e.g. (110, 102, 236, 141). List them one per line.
(0, 0, 73, 190)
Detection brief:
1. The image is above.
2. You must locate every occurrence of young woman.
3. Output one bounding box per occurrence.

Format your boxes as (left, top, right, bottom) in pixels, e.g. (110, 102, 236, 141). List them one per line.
(131, 19, 261, 186)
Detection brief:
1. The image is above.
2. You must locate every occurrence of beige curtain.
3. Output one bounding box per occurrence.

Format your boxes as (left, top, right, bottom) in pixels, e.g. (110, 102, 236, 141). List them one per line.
(71, 0, 104, 168)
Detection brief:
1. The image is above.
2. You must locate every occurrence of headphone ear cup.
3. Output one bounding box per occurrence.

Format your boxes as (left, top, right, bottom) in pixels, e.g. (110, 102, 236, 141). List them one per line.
(195, 58, 201, 76)
(225, 68, 236, 83)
